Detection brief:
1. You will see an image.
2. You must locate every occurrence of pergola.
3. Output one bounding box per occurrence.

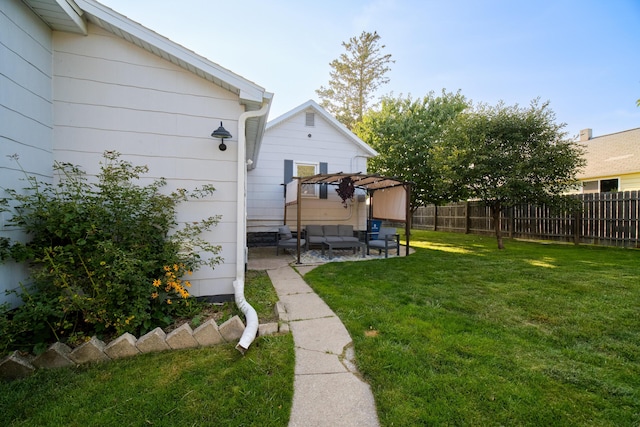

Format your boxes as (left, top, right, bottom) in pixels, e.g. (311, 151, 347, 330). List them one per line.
(284, 173, 412, 264)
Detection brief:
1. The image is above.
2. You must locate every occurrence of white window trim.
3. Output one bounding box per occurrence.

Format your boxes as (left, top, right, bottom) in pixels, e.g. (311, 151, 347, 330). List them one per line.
(581, 177, 620, 194)
(294, 160, 319, 198)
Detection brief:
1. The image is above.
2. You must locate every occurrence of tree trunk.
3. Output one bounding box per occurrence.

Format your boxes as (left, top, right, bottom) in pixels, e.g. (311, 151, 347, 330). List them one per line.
(491, 204, 504, 249)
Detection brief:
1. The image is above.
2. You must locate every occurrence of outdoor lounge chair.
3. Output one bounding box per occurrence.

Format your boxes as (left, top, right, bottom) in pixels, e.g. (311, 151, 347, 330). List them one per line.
(276, 225, 305, 255)
(366, 227, 400, 258)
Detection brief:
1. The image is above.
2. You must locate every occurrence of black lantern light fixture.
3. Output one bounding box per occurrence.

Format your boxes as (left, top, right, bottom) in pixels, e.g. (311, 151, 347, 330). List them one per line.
(211, 121, 232, 151)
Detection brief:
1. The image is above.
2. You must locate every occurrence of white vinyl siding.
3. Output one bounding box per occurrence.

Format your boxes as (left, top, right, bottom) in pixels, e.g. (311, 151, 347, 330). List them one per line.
(51, 23, 244, 297)
(247, 107, 372, 233)
(0, 1, 54, 307)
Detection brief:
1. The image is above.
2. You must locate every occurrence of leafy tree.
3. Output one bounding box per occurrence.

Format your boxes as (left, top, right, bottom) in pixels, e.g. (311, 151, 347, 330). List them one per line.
(438, 99, 586, 249)
(316, 31, 394, 130)
(355, 90, 469, 212)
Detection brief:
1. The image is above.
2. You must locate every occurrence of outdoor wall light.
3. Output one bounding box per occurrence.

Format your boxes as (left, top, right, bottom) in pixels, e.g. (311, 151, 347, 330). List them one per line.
(211, 121, 232, 151)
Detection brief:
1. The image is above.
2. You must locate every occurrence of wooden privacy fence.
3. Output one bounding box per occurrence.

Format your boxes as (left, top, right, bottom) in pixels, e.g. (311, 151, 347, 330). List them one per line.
(412, 191, 640, 248)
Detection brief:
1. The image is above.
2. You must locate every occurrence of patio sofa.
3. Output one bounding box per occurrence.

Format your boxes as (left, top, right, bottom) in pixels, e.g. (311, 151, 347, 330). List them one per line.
(305, 225, 364, 257)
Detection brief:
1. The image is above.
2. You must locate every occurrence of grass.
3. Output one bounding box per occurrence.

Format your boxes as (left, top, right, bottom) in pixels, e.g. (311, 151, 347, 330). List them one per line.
(304, 230, 640, 426)
(0, 270, 294, 427)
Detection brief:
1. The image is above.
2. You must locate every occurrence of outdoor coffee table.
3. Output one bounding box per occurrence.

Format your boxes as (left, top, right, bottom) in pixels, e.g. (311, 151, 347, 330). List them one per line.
(322, 241, 366, 259)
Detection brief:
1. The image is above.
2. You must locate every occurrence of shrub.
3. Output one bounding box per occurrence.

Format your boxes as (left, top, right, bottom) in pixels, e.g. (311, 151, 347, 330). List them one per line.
(0, 152, 222, 354)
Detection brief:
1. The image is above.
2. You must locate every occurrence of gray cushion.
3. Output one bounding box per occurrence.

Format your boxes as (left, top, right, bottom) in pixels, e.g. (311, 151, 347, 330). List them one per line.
(306, 225, 324, 236)
(338, 225, 353, 237)
(278, 225, 292, 240)
(323, 225, 339, 236)
(377, 227, 398, 239)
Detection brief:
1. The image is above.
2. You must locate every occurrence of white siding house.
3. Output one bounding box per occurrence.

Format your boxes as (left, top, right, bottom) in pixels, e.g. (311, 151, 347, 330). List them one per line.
(247, 100, 377, 241)
(1, 0, 56, 307)
(1, 0, 272, 304)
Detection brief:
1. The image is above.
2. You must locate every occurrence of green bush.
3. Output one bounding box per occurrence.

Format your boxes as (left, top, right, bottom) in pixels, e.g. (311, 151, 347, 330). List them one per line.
(0, 152, 222, 354)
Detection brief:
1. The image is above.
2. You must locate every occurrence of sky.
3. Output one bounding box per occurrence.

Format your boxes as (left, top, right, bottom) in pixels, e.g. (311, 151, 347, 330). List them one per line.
(98, 0, 640, 139)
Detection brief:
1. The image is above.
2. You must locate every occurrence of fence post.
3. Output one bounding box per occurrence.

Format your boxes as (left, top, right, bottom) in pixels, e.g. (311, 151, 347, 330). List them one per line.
(508, 206, 514, 238)
(465, 201, 470, 234)
(573, 208, 580, 245)
(434, 205, 438, 231)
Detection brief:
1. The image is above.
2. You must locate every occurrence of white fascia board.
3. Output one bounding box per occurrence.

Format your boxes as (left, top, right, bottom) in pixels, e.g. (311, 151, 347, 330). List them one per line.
(56, 0, 87, 33)
(267, 99, 378, 157)
(76, 0, 266, 103)
(23, 0, 87, 34)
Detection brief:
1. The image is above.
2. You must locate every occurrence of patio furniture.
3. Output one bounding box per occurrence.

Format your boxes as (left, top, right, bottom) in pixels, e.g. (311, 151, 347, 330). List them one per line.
(366, 227, 400, 258)
(276, 225, 305, 255)
(305, 224, 361, 250)
(323, 240, 366, 259)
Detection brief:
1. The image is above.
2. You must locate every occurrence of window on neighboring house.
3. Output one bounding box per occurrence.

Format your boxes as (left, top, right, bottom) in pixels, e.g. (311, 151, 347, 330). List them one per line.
(305, 112, 315, 127)
(582, 180, 599, 193)
(600, 178, 619, 193)
(295, 161, 319, 197)
(582, 179, 619, 193)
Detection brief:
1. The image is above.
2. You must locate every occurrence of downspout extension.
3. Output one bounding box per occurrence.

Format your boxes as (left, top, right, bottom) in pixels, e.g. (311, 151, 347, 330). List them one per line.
(234, 102, 270, 354)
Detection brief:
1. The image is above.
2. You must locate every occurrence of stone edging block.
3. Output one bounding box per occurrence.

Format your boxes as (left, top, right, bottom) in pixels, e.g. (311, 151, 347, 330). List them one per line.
(1, 304, 291, 381)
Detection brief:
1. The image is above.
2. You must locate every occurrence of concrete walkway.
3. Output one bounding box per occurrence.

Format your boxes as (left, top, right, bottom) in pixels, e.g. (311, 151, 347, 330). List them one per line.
(249, 249, 380, 427)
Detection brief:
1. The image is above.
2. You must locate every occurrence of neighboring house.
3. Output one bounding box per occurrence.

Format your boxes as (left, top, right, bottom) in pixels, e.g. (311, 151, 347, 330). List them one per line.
(575, 128, 640, 193)
(247, 100, 378, 243)
(1, 0, 272, 305)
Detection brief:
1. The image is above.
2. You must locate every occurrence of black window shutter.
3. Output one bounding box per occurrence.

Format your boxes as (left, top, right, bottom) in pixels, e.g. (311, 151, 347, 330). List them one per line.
(284, 159, 293, 183)
(319, 162, 328, 199)
(284, 159, 293, 198)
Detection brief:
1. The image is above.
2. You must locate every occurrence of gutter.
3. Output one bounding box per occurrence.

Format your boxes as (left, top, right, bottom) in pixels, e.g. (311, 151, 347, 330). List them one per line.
(234, 102, 270, 353)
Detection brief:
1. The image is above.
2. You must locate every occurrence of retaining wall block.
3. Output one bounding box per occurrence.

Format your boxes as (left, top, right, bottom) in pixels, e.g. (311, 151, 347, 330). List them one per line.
(219, 315, 246, 342)
(105, 333, 141, 360)
(0, 351, 35, 380)
(258, 322, 279, 336)
(193, 319, 224, 347)
(69, 337, 110, 364)
(33, 342, 74, 369)
(166, 323, 199, 350)
(136, 327, 170, 353)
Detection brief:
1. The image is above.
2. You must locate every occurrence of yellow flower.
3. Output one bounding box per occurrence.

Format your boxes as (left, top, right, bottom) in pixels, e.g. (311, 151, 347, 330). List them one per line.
(166, 299, 172, 305)
(151, 292, 158, 299)
(184, 280, 192, 288)
(153, 279, 161, 287)
(163, 265, 171, 272)
(173, 264, 179, 271)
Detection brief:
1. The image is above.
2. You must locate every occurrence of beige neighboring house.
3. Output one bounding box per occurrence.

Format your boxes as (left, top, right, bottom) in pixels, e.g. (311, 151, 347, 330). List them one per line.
(576, 128, 640, 193)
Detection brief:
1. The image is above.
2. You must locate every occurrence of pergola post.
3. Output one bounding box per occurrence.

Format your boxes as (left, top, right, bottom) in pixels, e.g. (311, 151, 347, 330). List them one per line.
(296, 178, 302, 264)
(405, 183, 411, 256)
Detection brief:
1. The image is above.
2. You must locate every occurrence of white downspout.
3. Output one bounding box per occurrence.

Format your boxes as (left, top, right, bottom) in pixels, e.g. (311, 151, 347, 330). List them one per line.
(234, 102, 270, 354)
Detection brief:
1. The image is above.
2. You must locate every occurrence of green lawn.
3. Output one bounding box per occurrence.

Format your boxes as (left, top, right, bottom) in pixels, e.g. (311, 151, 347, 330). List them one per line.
(3, 233, 639, 426)
(0, 271, 294, 427)
(304, 230, 640, 426)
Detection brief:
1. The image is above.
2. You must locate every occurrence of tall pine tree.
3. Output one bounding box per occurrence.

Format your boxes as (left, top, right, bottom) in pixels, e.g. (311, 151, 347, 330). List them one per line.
(316, 31, 393, 130)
